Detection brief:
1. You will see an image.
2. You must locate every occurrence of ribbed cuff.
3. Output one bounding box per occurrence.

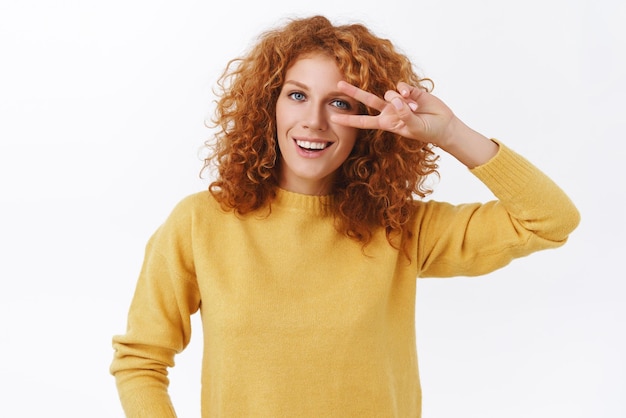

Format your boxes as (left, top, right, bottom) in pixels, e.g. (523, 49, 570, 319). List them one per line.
(470, 139, 541, 204)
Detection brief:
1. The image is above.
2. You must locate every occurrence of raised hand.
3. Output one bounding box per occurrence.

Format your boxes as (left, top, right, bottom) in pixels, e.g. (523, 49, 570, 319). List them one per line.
(331, 81, 498, 168)
(331, 81, 456, 147)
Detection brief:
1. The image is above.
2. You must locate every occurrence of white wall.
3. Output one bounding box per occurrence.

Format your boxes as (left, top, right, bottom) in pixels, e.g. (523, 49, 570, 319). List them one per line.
(1, 0, 624, 417)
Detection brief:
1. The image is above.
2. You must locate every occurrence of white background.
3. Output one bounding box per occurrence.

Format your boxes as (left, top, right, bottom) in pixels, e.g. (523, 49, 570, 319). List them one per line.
(1, 0, 624, 417)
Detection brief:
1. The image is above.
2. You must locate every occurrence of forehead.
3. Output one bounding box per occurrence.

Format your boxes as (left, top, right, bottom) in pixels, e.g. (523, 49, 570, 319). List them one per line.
(285, 53, 343, 80)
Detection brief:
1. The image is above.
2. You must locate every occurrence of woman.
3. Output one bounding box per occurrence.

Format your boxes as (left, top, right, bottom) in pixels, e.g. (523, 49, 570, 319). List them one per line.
(110, 15, 579, 417)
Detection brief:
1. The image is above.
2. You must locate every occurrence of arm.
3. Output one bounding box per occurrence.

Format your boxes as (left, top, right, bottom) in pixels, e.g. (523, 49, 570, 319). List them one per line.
(332, 81, 579, 276)
(110, 200, 201, 417)
(416, 142, 580, 277)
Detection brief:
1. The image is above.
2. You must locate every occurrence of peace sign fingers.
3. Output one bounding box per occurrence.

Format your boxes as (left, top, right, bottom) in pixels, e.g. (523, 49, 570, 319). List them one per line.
(332, 81, 416, 133)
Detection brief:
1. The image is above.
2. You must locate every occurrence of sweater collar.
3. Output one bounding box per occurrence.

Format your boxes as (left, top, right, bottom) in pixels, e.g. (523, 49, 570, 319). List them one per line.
(272, 188, 335, 216)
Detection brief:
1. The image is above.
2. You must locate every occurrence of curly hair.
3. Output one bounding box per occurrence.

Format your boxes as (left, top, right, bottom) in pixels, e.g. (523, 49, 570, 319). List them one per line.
(203, 15, 439, 255)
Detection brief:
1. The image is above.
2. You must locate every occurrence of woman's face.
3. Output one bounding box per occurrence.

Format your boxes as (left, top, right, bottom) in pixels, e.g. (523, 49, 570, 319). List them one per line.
(275, 53, 360, 195)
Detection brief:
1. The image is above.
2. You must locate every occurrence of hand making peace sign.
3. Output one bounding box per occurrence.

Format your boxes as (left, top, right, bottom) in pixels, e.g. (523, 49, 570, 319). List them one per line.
(331, 80, 499, 168)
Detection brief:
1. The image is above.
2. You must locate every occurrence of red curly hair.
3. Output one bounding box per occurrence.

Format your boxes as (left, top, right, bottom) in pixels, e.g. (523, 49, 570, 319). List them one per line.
(203, 15, 439, 254)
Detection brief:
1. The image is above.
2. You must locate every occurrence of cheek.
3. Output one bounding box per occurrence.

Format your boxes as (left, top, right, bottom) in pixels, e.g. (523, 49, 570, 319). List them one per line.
(339, 126, 359, 149)
(274, 100, 288, 131)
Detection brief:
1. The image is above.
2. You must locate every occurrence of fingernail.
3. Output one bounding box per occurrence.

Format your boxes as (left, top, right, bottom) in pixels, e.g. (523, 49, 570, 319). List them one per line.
(392, 98, 403, 110)
(408, 102, 418, 111)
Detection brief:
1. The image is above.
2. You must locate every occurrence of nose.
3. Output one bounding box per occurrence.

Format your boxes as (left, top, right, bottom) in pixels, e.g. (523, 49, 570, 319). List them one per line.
(303, 104, 327, 131)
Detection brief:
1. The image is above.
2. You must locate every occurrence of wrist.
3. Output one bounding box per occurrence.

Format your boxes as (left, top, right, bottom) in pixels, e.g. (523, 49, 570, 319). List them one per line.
(440, 118, 498, 168)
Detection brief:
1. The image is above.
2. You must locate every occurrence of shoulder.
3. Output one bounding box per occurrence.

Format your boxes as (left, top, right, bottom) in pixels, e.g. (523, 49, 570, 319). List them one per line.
(168, 190, 222, 218)
(145, 190, 230, 251)
(407, 197, 486, 237)
(153, 190, 226, 237)
(408, 197, 462, 218)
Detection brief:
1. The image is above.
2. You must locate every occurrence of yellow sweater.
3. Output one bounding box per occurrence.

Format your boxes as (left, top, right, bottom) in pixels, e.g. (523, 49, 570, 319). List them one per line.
(110, 143, 579, 417)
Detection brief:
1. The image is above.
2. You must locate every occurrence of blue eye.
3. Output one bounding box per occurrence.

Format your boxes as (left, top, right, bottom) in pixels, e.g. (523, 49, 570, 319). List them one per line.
(289, 92, 306, 101)
(332, 99, 351, 110)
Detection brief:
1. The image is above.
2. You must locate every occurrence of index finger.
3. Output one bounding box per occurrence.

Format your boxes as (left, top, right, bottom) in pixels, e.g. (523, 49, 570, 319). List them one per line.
(337, 81, 387, 112)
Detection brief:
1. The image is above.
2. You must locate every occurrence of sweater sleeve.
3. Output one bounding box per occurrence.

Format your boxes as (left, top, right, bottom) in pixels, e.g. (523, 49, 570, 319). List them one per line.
(417, 140, 580, 277)
(110, 197, 201, 417)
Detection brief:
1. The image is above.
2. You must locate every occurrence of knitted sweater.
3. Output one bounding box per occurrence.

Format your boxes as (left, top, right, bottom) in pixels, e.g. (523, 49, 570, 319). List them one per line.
(110, 142, 580, 417)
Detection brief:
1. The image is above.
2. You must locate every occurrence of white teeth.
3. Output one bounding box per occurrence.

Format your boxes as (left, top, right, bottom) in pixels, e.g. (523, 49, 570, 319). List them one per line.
(296, 140, 329, 150)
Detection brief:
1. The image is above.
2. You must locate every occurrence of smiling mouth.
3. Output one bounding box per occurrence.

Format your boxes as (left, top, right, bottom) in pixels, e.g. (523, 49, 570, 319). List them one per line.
(295, 139, 332, 151)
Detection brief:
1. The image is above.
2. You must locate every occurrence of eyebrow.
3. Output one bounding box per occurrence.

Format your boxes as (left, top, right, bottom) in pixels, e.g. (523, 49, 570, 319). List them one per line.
(283, 80, 353, 99)
(283, 80, 308, 90)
